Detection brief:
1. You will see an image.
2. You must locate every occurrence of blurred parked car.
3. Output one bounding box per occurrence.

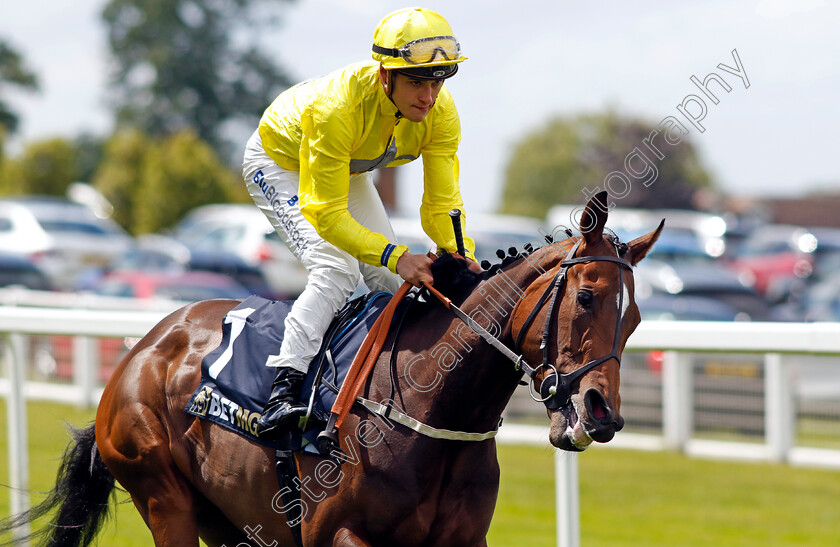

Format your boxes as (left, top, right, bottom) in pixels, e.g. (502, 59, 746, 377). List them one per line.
(390, 213, 545, 265)
(725, 224, 817, 300)
(74, 234, 189, 291)
(81, 234, 279, 299)
(636, 292, 745, 321)
(110, 234, 191, 273)
(468, 214, 545, 263)
(90, 269, 252, 302)
(171, 204, 308, 298)
(771, 272, 840, 322)
(0, 196, 133, 290)
(804, 228, 840, 281)
(756, 227, 840, 319)
(187, 250, 277, 299)
(618, 229, 770, 321)
(0, 251, 53, 290)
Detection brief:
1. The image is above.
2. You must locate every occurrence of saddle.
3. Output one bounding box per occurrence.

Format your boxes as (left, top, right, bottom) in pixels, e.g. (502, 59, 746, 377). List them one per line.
(184, 289, 406, 452)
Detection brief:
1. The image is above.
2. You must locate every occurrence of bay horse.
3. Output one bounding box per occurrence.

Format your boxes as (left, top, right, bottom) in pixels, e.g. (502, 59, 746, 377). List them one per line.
(1, 192, 661, 546)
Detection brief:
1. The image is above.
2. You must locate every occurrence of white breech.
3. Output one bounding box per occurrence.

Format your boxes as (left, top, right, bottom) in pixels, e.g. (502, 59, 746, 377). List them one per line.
(242, 130, 402, 372)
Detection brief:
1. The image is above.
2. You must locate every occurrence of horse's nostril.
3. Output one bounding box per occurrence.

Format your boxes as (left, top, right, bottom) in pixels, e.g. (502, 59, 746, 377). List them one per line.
(584, 389, 611, 423)
(593, 400, 607, 420)
(582, 389, 625, 443)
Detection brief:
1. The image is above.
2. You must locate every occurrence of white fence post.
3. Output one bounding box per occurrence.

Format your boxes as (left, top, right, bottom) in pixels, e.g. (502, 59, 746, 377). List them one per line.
(73, 335, 99, 408)
(662, 351, 693, 451)
(555, 450, 580, 547)
(4, 332, 30, 544)
(765, 353, 795, 463)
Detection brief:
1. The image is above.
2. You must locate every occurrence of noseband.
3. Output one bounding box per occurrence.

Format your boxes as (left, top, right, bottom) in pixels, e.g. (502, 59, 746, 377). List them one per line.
(424, 237, 632, 413)
(514, 238, 633, 410)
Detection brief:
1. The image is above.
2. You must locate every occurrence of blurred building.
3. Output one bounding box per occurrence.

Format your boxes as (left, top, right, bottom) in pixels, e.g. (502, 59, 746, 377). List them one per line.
(725, 194, 840, 228)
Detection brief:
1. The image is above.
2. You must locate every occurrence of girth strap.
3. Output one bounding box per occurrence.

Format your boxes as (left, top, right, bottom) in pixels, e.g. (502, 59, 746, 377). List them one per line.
(357, 397, 500, 441)
(274, 449, 304, 547)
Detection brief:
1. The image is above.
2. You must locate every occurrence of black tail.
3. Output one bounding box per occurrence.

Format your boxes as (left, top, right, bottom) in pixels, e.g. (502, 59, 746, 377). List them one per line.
(0, 423, 116, 546)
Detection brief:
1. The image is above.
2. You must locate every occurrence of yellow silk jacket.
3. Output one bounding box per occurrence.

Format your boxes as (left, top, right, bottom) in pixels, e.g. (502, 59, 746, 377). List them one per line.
(258, 61, 475, 272)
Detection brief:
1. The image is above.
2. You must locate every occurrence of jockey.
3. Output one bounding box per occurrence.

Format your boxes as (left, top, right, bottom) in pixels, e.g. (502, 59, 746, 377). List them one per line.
(242, 7, 482, 440)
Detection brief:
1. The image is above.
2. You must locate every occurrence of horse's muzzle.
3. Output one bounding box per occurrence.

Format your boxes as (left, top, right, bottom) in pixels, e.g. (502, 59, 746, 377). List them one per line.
(548, 388, 624, 451)
(581, 388, 624, 443)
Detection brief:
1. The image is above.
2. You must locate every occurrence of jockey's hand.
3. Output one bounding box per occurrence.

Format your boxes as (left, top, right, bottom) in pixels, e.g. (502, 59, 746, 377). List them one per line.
(396, 251, 435, 287)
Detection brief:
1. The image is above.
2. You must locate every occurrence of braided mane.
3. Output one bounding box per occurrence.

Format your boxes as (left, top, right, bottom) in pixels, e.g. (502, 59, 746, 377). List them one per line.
(479, 225, 628, 276)
(427, 225, 629, 303)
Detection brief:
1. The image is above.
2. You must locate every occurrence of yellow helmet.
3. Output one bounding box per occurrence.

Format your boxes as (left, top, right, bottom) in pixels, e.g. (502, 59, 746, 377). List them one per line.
(372, 7, 467, 79)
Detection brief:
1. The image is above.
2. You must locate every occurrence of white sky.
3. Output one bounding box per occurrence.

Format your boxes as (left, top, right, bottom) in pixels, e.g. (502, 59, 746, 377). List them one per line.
(2, 0, 839, 215)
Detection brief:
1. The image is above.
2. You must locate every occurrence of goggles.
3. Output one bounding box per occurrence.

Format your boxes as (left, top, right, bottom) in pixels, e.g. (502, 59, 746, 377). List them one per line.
(373, 35, 461, 65)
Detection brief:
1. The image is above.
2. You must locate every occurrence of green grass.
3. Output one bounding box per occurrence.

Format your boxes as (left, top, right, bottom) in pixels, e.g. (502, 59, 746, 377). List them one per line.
(2, 402, 840, 546)
(492, 444, 840, 547)
(0, 401, 150, 546)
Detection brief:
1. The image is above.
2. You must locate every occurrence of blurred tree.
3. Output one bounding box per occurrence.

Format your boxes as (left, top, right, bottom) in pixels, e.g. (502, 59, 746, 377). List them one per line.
(499, 111, 713, 219)
(133, 129, 240, 234)
(73, 133, 106, 182)
(2, 138, 80, 196)
(0, 149, 22, 194)
(0, 135, 108, 198)
(94, 128, 248, 234)
(0, 129, 7, 183)
(0, 39, 39, 136)
(92, 129, 151, 232)
(134, 129, 238, 233)
(102, 0, 296, 162)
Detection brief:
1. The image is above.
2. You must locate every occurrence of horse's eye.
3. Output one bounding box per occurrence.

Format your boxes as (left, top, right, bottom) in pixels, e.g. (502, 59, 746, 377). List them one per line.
(577, 290, 593, 308)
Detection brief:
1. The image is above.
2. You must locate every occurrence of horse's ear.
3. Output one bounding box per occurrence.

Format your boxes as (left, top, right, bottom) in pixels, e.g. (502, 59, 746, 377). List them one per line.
(626, 219, 664, 266)
(580, 191, 609, 245)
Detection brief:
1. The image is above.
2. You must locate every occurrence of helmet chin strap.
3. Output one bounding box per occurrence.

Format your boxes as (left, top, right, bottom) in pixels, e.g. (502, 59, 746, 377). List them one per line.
(382, 68, 402, 118)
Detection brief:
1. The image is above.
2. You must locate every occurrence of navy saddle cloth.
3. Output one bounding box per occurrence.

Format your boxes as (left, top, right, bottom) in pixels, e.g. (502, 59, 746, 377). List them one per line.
(185, 291, 397, 452)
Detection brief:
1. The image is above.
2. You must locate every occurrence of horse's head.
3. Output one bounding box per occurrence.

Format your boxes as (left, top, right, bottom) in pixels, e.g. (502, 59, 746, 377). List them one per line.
(512, 191, 662, 451)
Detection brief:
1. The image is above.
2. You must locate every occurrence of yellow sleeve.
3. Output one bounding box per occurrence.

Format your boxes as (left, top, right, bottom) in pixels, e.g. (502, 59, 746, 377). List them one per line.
(298, 99, 407, 272)
(419, 99, 476, 261)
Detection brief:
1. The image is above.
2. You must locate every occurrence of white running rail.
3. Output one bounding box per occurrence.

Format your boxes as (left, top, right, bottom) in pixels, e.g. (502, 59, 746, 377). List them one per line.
(3, 307, 840, 546)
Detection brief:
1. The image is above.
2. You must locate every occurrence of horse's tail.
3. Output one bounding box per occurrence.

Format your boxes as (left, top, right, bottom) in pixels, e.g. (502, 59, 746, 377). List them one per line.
(0, 422, 116, 547)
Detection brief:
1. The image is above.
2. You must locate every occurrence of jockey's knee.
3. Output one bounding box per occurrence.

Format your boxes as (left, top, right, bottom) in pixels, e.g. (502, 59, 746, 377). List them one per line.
(306, 261, 360, 302)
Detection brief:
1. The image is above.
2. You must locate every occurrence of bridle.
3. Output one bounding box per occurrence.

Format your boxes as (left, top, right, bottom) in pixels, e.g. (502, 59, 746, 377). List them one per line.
(424, 236, 633, 413)
(514, 238, 633, 410)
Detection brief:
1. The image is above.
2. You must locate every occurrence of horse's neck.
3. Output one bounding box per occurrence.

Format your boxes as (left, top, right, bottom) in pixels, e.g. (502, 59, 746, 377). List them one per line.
(394, 254, 560, 433)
